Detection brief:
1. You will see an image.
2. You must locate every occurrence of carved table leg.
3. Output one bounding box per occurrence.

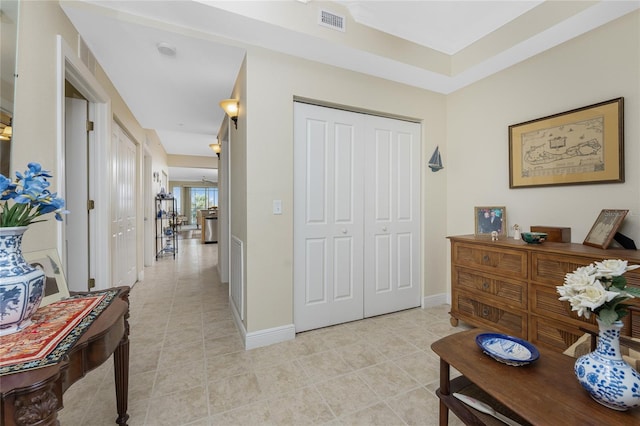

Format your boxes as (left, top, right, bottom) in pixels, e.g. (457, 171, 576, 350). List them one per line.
(113, 289, 130, 426)
(13, 382, 59, 426)
(113, 336, 129, 425)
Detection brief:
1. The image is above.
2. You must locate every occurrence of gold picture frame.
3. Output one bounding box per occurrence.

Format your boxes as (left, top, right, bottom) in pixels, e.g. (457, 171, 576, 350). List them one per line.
(24, 249, 70, 307)
(583, 209, 628, 249)
(475, 206, 507, 236)
(509, 98, 624, 188)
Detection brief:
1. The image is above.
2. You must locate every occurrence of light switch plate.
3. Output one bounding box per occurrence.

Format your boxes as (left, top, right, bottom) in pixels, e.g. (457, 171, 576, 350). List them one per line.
(273, 200, 282, 215)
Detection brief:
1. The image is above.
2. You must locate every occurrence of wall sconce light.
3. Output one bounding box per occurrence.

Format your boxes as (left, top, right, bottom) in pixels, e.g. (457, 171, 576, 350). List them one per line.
(209, 143, 221, 158)
(219, 98, 238, 129)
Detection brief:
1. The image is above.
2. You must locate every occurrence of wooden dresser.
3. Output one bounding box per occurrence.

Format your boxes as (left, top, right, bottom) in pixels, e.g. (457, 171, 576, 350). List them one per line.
(447, 234, 640, 353)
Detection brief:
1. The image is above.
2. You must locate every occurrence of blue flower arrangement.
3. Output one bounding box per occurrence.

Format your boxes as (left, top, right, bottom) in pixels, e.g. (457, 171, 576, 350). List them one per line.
(0, 162, 68, 227)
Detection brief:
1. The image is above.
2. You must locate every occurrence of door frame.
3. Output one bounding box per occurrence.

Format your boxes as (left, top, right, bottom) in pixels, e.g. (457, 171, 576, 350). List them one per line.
(57, 35, 112, 289)
(143, 147, 154, 267)
(218, 123, 230, 283)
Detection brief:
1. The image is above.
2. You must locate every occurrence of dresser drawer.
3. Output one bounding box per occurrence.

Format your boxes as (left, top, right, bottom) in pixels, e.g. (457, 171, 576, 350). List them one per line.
(532, 252, 640, 288)
(452, 292, 526, 338)
(531, 253, 593, 286)
(529, 282, 597, 327)
(529, 315, 594, 353)
(453, 267, 526, 309)
(452, 242, 527, 280)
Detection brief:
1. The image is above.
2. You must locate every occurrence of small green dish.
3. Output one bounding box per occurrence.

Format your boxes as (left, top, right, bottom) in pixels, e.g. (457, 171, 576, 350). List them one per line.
(521, 232, 547, 244)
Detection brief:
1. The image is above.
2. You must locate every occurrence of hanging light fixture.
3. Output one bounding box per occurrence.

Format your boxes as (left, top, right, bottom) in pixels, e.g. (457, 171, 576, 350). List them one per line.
(219, 98, 238, 129)
(209, 143, 221, 158)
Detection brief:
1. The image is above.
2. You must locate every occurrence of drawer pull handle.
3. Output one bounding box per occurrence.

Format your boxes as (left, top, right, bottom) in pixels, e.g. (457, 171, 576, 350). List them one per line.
(482, 307, 489, 317)
(483, 255, 490, 262)
(482, 282, 489, 290)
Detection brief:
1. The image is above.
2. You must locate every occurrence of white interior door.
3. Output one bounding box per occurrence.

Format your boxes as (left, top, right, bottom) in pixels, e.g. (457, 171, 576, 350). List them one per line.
(111, 121, 137, 287)
(294, 102, 421, 332)
(64, 97, 89, 292)
(364, 116, 421, 316)
(294, 102, 365, 332)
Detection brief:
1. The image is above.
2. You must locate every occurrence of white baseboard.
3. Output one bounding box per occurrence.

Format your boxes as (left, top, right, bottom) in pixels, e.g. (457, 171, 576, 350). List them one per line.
(230, 296, 247, 343)
(245, 324, 296, 350)
(422, 293, 448, 308)
(229, 297, 295, 350)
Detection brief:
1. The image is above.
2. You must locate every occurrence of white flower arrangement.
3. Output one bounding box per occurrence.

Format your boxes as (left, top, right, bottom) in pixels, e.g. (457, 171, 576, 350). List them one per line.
(557, 259, 640, 325)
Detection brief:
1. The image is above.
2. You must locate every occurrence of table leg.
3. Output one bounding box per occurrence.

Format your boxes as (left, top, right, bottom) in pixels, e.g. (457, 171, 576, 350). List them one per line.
(439, 358, 451, 426)
(113, 336, 129, 426)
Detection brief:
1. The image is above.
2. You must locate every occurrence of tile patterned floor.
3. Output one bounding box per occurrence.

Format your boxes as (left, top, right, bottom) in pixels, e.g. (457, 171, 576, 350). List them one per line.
(58, 239, 470, 425)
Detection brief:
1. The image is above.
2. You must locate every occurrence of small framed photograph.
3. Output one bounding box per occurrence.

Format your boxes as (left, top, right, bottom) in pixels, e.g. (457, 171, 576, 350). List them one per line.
(583, 209, 628, 249)
(24, 249, 70, 307)
(475, 206, 507, 236)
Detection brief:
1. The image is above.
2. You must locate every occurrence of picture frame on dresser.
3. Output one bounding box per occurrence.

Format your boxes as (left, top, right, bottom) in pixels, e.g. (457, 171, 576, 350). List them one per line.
(24, 249, 70, 307)
(583, 209, 628, 249)
(474, 206, 506, 236)
(508, 97, 624, 188)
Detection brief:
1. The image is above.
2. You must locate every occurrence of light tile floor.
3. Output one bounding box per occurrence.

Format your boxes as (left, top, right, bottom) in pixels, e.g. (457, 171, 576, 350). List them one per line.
(58, 239, 470, 425)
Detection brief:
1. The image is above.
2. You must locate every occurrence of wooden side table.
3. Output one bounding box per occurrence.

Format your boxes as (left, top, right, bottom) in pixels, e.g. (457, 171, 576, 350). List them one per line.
(431, 329, 640, 425)
(1, 287, 130, 426)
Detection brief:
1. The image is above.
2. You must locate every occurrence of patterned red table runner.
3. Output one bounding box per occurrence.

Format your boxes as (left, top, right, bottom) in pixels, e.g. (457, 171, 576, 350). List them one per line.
(0, 290, 118, 375)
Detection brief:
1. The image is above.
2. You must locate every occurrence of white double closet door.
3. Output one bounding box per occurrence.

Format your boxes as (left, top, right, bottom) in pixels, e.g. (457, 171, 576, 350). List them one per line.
(294, 102, 421, 332)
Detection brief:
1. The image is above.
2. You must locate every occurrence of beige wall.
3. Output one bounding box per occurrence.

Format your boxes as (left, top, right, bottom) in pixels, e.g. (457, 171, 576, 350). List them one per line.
(13, 1, 168, 268)
(240, 10, 639, 334)
(229, 57, 248, 326)
(447, 12, 640, 251)
(242, 47, 447, 332)
(168, 154, 218, 169)
(12, 1, 78, 250)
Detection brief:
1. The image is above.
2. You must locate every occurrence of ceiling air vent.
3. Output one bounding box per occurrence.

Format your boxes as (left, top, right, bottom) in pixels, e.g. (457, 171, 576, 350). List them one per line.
(319, 10, 345, 32)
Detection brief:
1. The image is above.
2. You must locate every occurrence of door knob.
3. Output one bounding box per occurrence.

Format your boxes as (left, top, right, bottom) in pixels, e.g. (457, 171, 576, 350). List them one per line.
(382, 226, 387, 232)
(342, 228, 347, 234)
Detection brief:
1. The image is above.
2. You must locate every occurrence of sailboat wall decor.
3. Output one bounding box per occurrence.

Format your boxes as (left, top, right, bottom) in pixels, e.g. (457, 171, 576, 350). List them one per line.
(428, 146, 443, 172)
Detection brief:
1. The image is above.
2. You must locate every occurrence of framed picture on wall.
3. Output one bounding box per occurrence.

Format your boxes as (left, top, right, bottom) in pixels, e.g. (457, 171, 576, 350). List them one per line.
(24, 249, 70, 307)
(475, 206, 507, 236)
(583, 209, 628, 249)
(509, 98, 624, 188)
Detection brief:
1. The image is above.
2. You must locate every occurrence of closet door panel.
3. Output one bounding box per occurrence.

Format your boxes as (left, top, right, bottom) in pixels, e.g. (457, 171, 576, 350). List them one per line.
(364, 117, 421, 317)
(294, 103, 364, 332)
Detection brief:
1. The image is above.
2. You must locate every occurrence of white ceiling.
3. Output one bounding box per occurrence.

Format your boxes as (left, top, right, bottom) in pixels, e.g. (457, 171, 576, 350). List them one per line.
(60, 0, 640, 182)
(335, 0, 543, 55)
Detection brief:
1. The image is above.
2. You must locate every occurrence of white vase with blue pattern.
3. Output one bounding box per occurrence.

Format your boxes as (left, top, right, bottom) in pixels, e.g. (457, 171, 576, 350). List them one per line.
(0, 226, 46, 335)
(574, 318, 640, 410)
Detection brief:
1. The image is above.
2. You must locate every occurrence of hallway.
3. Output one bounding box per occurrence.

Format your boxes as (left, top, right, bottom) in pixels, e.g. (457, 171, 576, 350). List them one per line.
(58, 239, 467, 425)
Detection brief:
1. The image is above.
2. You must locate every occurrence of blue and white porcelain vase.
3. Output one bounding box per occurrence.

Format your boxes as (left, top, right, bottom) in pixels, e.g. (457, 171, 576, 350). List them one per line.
(574, 318, 640, 410)
(0, 227, 46, 336)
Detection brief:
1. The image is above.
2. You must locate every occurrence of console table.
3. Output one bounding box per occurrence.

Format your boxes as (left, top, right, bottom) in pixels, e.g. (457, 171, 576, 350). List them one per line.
(431, 329, 640, 425)
(0, 287, 130, 426)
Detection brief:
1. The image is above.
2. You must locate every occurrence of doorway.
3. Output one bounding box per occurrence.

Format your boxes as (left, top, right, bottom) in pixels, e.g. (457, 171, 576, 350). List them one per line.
(64, 84, 90, 291)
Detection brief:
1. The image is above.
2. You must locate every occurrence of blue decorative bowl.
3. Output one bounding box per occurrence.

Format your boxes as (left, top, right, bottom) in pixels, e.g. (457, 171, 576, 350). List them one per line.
(521, 232, 547, 244)
(476, 333, 540, 366)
